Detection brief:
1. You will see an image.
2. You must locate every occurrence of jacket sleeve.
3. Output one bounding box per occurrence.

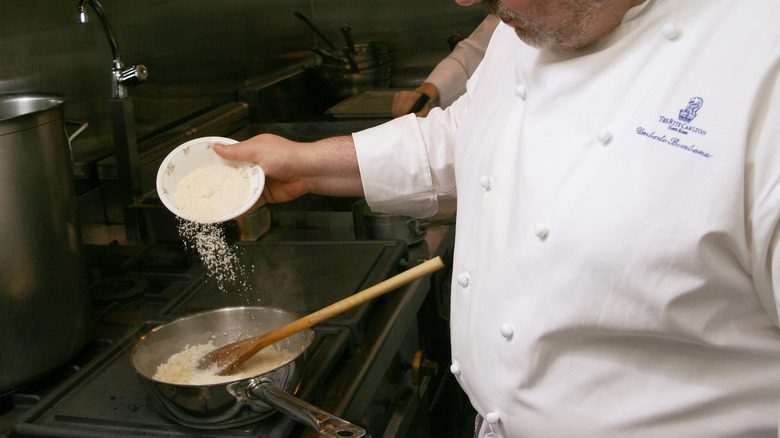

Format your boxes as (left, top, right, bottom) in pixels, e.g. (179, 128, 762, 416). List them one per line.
(426, 15, 500, 108)
(352, 69, 477, 218)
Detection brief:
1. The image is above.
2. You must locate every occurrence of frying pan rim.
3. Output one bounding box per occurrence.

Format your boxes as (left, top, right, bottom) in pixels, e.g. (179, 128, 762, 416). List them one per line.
(129, 305, 315, 387)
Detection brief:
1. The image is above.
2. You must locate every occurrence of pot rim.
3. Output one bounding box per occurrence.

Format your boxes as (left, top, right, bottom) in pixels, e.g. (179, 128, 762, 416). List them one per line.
(0, 93, 66, 135)
(129, 305, 314, 387)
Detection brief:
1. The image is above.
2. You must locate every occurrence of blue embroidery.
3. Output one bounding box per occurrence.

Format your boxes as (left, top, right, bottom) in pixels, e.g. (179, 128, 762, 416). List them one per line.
(634, 97, 712, 158)
(678, 97, 703, 123)
(635, 127, 713, 158)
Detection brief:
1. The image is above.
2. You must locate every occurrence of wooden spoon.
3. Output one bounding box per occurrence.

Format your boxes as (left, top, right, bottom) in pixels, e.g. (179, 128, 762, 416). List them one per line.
(199, 256, 445, 375)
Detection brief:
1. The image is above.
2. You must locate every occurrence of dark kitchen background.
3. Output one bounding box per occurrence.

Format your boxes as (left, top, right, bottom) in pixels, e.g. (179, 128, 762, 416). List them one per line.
(0, 0, 483, 437)
(1, 0, 483, 227)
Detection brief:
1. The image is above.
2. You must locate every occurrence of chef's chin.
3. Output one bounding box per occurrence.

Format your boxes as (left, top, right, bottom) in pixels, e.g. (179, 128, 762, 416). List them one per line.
(511, 26, 553, 49)
(482, 1, 576, 51)
(511, 25, 585, 51)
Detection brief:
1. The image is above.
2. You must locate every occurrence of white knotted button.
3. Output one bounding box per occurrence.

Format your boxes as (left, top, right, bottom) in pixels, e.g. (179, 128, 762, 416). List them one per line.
(450, 361, 462, 376)
(486, 411, 501, 425)
(596, 127, 612, 145)
(515, 84, 528, 100)
(499, 322, 514, 339)
(662, 23, 679, 40)
(534, 223, 550, 240)
(456, 271, 471, 288)
(479, 175, 494, 191)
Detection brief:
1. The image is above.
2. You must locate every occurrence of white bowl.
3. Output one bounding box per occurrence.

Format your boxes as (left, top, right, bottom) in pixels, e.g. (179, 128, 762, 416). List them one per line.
(156, 136, 264, 224)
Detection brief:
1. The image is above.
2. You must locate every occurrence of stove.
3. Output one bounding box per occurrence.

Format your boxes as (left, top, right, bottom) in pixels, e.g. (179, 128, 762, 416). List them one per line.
(12, 322, 352, 438)
(3, 237, 418, 437)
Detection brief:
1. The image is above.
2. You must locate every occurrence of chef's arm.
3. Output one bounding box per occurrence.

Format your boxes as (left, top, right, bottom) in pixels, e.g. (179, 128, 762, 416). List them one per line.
(392, 83, 440, 118)
(213, 134, 363, 207)
(428, 15, 498, 108)
(213, 58, 475, 218)
(392, 16, 498, 118)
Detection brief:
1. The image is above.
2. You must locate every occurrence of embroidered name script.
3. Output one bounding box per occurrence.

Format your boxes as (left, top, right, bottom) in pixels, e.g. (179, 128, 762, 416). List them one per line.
(635, 127, 713, 158)
(634, 96, 713, 159)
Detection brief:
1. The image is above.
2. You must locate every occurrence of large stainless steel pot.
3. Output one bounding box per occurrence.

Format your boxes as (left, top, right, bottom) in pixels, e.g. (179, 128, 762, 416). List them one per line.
(0, 94, 92, 392)
(130, 306, 365, 437)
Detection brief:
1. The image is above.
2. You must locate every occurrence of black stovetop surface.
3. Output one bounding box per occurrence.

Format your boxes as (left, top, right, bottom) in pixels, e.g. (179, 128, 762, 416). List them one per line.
(13, 321, 352, 438)
(7, 239, 407, 437)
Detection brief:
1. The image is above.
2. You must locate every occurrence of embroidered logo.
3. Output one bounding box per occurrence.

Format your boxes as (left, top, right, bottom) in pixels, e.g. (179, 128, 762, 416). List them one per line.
(658, 97, 707, 136)
(633, 96, 713, 159)
(678, 96, 703, 123)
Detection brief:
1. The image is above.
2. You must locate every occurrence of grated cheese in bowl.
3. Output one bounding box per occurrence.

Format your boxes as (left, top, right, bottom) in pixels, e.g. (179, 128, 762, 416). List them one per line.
(175, 164, 251, 224)
(156, 136, 264, 225)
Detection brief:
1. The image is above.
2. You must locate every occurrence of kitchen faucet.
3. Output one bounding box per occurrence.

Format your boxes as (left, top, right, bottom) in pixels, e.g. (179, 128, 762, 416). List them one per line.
(78, 0, 148, 241)
(78, 0, 147, 99)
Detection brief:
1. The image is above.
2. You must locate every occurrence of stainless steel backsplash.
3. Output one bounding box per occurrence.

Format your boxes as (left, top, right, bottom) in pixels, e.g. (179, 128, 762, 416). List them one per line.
(0, 0, 486, 168)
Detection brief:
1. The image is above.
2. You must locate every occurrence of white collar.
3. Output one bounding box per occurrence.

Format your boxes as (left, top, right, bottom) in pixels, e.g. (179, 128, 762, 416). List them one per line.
(622, 0, 656, 23)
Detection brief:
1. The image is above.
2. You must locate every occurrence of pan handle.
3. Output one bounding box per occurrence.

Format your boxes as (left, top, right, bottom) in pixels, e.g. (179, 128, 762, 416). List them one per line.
(406, 216, 456, 239)
(247, 378, 366, 438)
(66, 119, 89, 143)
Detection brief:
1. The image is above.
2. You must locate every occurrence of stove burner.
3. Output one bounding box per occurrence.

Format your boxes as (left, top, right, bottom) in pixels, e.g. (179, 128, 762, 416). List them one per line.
(90, 277, 150, 302)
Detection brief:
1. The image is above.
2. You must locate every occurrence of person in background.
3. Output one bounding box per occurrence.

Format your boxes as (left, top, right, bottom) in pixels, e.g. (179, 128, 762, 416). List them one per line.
(216, 0, 780, 436)
(392, 15, 499, 117)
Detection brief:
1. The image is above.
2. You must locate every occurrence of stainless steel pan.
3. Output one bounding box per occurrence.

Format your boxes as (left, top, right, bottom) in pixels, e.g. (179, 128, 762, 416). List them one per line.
(129, 306, 365, 437)
(352, 199, 455, 245)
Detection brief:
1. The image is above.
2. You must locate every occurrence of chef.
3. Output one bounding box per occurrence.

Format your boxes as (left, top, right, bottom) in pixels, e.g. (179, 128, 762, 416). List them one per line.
(215, 0, 780, 436)
(392, 14, 499, 117)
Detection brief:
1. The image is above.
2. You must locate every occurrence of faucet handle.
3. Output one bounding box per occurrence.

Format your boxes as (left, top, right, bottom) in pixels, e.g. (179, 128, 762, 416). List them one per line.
(117, 64, 148, 86)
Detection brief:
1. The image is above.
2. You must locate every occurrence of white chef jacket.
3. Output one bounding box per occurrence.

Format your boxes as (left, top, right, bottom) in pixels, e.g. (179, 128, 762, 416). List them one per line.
(425, 15, 500, 108)
(353, 0, 780, 436)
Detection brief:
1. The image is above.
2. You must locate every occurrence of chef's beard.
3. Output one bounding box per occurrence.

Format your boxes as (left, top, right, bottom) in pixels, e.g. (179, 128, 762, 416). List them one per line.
(483, 0, 610, 51)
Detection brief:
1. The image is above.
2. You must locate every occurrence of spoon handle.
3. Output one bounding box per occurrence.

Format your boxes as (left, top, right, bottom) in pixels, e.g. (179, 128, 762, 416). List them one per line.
(259, 256, 445, 347)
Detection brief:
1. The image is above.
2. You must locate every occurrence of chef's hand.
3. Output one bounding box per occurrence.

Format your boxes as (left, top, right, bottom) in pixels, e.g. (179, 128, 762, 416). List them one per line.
(213, 134, 363, 211)
(392, 83, 439, 118)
